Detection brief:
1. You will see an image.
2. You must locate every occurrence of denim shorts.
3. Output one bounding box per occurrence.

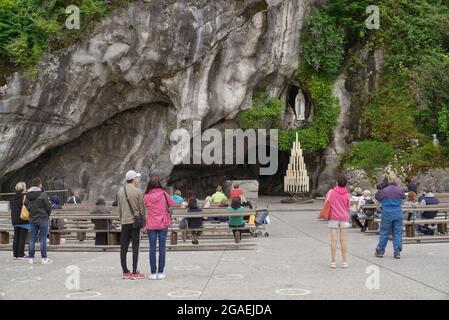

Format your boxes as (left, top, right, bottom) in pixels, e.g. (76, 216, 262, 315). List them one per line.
(328, 220, 350, 229)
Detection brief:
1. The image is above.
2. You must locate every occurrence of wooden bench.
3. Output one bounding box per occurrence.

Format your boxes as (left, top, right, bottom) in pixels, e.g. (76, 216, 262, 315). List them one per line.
(48, 209, 256, 246)
(360, 204, 449, 235)
(403, 218, 449, 238)
(170, 207, 256, 243)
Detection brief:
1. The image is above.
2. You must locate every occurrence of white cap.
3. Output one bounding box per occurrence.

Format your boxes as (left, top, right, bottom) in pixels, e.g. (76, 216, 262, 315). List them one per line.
(126, 170, 141, 181)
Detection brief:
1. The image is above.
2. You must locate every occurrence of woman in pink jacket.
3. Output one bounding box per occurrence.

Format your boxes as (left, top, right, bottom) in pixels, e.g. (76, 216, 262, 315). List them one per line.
(325, 176, 350, 269)
(144, 176, 175, 280)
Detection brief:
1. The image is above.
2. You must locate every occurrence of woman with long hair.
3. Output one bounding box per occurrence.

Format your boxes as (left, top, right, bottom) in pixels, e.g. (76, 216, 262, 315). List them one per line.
(144, 176, 175, 280)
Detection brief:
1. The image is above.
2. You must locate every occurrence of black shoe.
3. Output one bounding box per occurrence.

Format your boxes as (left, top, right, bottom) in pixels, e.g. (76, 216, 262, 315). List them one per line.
(375, 250, 383, 258)
(192, 240, 199, 245)
(361, 227, 366, 232)
(394, 252, 400, 259)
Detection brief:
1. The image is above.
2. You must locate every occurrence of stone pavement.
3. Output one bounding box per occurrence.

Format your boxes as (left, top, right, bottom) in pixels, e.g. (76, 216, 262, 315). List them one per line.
(0, 197, 448, 300)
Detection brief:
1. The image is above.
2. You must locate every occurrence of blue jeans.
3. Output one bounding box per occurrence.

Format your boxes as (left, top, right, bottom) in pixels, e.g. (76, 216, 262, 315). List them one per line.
(29, 219, 49, 259)
(376, 213, 403, 254)
(148, 228, 168, 274)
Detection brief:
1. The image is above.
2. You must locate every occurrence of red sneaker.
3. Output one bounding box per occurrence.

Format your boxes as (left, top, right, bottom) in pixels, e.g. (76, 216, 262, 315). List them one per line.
(122, 272, 132, 280)
(131, 272, 145, 280)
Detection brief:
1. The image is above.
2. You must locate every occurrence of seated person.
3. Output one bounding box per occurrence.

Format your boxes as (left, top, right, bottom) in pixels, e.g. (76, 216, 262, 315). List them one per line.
(417, 190, 439, 234)
(172, 190, 184, 204)
(50, 195, 62, 209)
(211, 185, 228, 203)
(350, 187, 363, 226)
(419, 190, 439, 219)
(228, 197, 245, 241)
(212, 199, 229, 222)
(67, 191, 82, 204)
(50, 195, 64, 230)
(219, 199, 228, 208)
(90, 196, 114, 245)
(354, 190, 377, 232)
(203, 196, 213, 208)
(403, 191, 418, 221)
(230, 184, 243, 199)
(186, 198, 204, 245)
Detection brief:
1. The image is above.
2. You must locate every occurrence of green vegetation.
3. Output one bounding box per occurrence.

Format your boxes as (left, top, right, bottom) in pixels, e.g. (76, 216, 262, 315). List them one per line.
(339, 0, 449, 174)
(0, 0, 130, 79)
(239, 90, 284, 130)
(343, 141, 395, 174)
(299, 8, 345, 78)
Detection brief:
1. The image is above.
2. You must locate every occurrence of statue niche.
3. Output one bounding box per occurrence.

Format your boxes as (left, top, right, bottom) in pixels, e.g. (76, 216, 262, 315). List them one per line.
(287, 85, 312, 128)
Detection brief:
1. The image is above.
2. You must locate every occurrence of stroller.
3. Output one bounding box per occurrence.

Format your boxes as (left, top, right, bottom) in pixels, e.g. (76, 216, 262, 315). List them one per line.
(251, 208, 270, 237)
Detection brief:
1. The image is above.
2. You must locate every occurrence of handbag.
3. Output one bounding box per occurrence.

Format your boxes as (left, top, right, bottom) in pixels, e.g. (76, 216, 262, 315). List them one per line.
(20, 196, 29, 221)
(123, 185, 144, 229)
(320, 190, 332, 220)
(320, 201, 331, 220)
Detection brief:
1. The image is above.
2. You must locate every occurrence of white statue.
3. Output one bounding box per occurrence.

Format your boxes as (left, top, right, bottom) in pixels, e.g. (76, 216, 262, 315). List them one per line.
(294, 89, 306, 121)
(432, 134, 440, 146)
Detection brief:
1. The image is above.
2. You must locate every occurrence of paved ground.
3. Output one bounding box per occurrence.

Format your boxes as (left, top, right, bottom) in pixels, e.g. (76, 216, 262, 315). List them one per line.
(1, 198, 449, 300)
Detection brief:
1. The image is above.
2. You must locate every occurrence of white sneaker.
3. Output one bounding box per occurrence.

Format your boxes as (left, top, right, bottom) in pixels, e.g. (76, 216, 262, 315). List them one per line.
(148, 274, 158, 280)
(41, 258, 50, 265)
(157, 273, 166, 280)
(341, 262, 350, 269)
(28, 258, 34, 265)
(329, 262, 337, 269)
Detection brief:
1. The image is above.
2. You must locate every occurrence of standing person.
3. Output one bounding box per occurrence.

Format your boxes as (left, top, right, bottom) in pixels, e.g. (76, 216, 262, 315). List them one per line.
(326, 176, 351, 269)
(10, 182, 30, 260)
(375, 174, 405, 259)
(117, 170, 146, 280)
(144, 176, 175, 280)
(211, 186, 228, 203)
(90, 196, 113, 245)
(25, 178, 52, 265)
(405, 177, 418, 194)
(186, 198, 204, 245)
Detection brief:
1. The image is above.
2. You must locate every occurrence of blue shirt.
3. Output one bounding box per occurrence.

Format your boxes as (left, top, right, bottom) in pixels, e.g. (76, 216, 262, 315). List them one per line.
(172, 195, 184, 204)
(375, 183, 405, 216)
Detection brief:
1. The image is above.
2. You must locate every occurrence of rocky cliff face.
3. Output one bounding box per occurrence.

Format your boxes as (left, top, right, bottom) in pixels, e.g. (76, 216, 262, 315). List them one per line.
(0, 0, 312, 199)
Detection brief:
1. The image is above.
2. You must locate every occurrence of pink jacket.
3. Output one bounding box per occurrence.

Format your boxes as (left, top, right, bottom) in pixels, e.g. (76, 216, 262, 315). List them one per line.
(144, 188, 175, 230)
(326, 186, 350, 222)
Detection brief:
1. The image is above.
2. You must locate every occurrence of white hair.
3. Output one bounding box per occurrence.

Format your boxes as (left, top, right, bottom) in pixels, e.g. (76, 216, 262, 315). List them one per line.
(15, 182, 26, 192)
(388, 174, 398, 184)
